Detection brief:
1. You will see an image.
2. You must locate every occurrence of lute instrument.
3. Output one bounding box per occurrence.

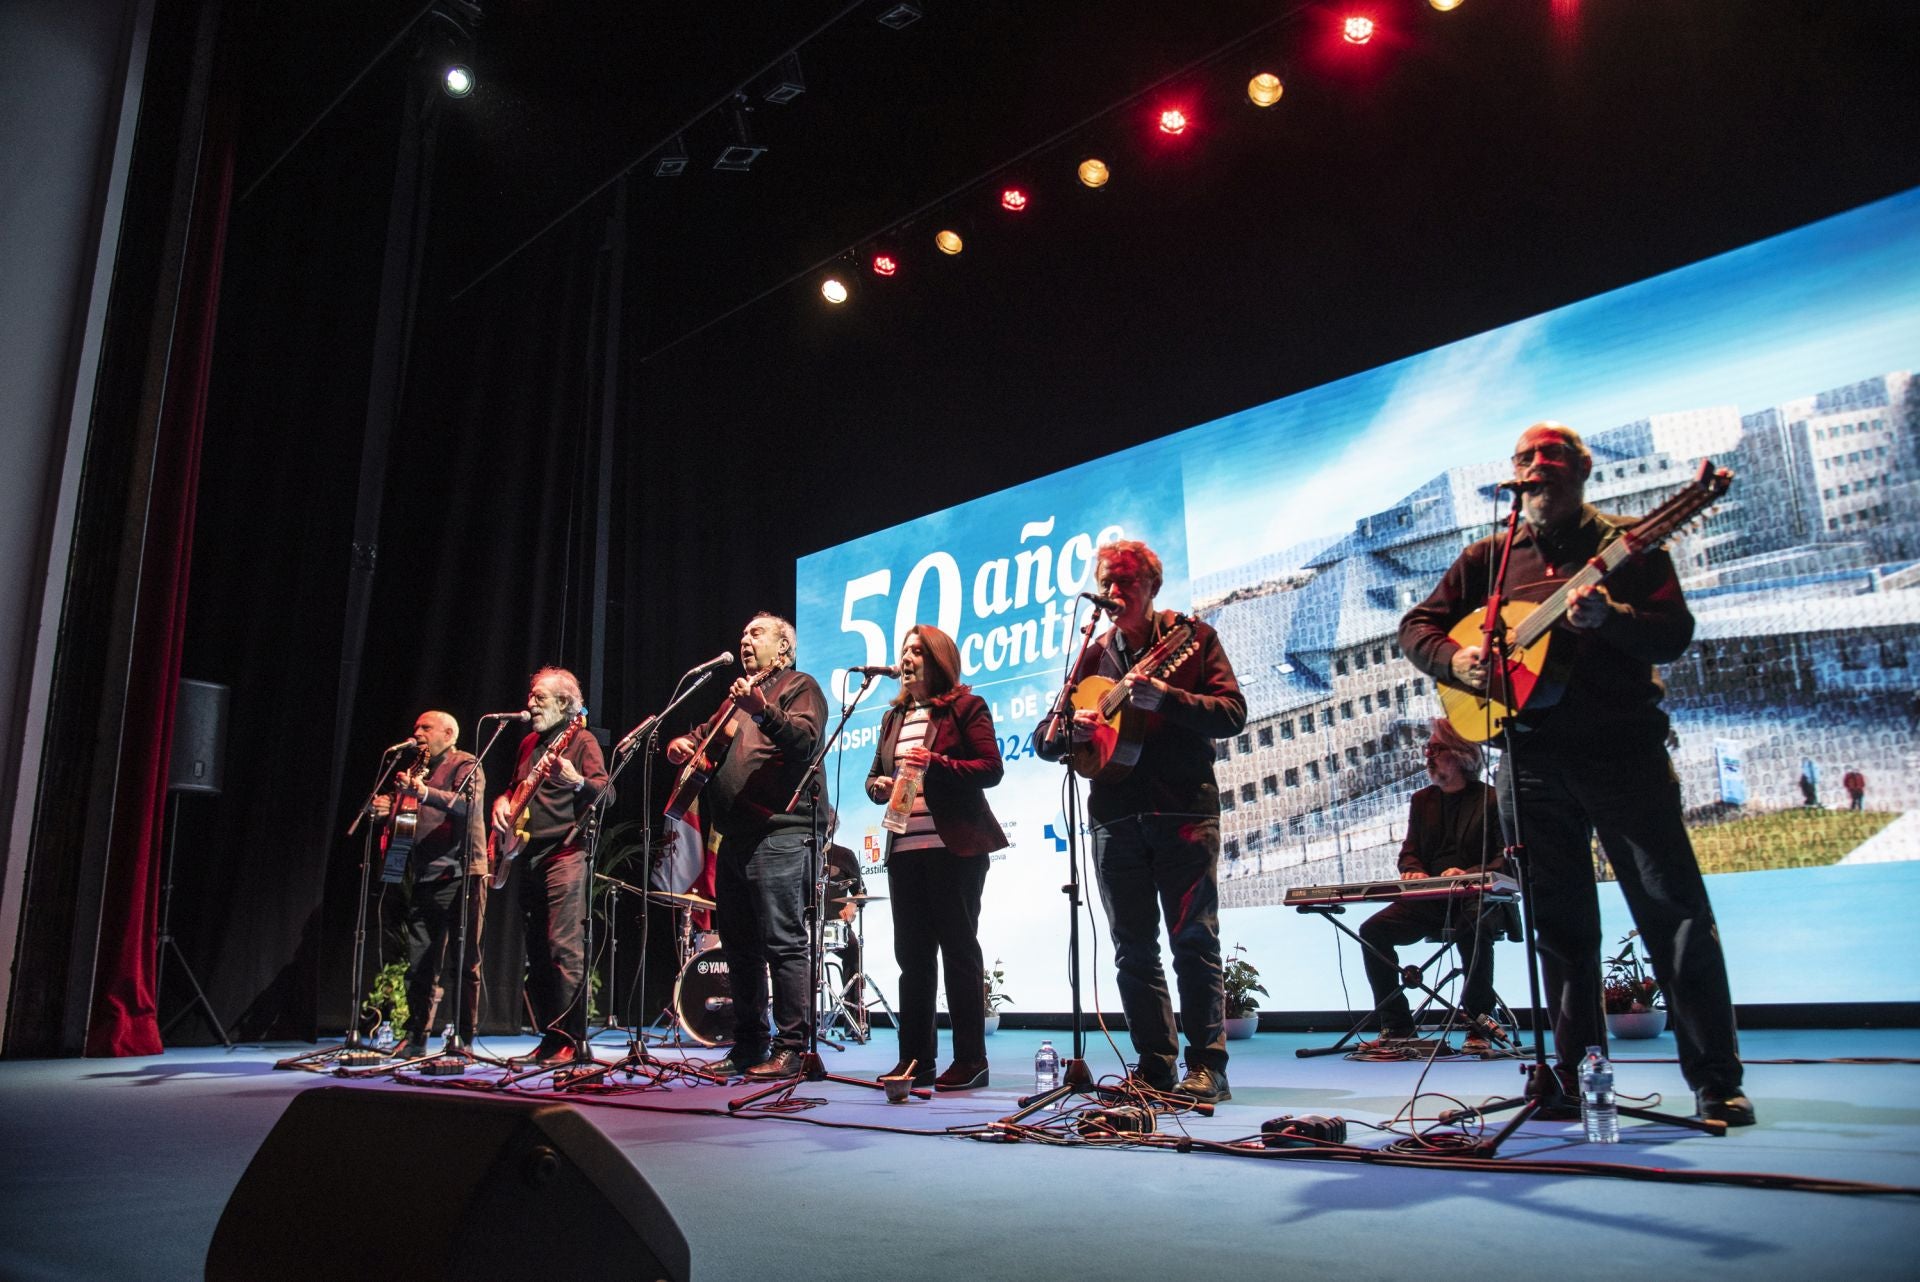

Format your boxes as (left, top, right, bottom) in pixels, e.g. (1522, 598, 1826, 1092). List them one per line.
(1437, 459, 1733, 743)
(489, 712, 588, 889)
(1067, 613, 1201, 783)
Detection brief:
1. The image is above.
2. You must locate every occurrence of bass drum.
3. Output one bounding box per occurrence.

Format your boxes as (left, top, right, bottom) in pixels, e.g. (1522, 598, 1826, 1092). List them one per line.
(673, 949, 738, 1047)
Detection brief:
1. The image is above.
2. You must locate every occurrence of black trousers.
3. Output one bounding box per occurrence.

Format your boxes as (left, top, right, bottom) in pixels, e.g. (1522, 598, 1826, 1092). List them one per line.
(1091, 814, 1227, 1079)
(887, 848, 990, 1071)
(517, 843, 588, 1043)
(714, 827, 812, 1055)
(1357, 897, 1499, 1034)
(403, 874, 487, 1041)
(1499, 741, 1742, 1093)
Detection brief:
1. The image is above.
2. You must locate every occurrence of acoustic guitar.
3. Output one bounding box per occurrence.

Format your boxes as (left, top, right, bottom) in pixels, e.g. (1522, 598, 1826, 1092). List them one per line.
(662, 661, 787, 822)
(378, 746, 429, 884)
(489, 712, 588, 889)
(1067, 614, 1201, 783)
(1436, 459, 1733, 743)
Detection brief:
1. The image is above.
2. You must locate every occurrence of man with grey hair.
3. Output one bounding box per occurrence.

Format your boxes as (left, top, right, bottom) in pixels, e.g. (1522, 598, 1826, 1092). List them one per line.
(667, 613, 826, 1080)
(1356, 718, 1507, 1052)
(1400, 421, 1751, 1126)
(492, 666, 608, 1067)
(369, 709, 487, 1058)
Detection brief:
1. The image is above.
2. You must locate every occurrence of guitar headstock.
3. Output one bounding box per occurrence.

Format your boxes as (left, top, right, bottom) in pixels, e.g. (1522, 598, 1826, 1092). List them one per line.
(1628, 458, 1735, 549)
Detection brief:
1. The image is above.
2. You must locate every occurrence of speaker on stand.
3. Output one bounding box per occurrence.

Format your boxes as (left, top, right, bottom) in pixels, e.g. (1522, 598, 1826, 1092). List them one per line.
(158, 678, 231, 1047)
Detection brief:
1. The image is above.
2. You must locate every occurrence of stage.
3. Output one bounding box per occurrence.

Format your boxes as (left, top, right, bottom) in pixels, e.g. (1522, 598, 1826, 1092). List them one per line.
(4, 1027, 1917, 1280)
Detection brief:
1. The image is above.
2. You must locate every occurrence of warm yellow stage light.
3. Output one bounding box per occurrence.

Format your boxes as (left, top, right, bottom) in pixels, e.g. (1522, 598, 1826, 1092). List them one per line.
(1429, 0, 1464, 11)
(1247, 73, 1283, 108)
(935, 229, 964, 255)
(1078, 157, 1110, 189)
(821, 277, 849, 304)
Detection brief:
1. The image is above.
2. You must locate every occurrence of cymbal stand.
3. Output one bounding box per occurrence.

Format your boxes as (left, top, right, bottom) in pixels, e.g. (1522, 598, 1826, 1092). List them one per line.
(822, 894, 891, 1042)
(730, 672, 899, 1111)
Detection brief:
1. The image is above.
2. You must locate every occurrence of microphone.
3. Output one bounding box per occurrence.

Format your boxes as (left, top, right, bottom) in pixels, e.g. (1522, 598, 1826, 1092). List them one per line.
(686, 652, 736, 675)
(383, 739, 417, 753)
(479, 711, 533, 722)
(1496, 478, 1545, 494)
(849, 664, 900, 678)
(1081, 591, 1121, 612)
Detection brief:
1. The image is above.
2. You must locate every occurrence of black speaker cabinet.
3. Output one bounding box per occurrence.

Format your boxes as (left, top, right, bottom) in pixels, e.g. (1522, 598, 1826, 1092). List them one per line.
(206, 1086, 690, 1281)
(169, 678, 228, 795)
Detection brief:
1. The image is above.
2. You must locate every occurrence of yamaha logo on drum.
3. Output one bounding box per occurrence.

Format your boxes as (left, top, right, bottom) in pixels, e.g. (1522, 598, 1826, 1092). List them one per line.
(697, 957, 729, 976)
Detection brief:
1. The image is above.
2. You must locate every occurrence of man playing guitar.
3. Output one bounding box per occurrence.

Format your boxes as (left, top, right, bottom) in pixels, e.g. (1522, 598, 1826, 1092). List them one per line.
(1035, 539, 1246, 1104)
(1399, 422, 1752, 1126)
(490, 667, 608, 1068)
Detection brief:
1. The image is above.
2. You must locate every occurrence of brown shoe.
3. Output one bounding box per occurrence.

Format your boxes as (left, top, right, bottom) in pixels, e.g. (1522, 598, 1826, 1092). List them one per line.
(934, 1061, 989, 1091)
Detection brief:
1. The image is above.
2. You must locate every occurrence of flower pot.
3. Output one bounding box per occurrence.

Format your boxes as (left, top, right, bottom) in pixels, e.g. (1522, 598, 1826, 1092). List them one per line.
(1224, 1015, 1258, 1041)
(1606, 1010, 1666, 1040)
(983, 1014, 1001, 1037)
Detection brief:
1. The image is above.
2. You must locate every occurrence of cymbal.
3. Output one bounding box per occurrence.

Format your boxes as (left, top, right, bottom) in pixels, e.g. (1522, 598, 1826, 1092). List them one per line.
(648, 889, 717, 911)
(832, 894, 887, 905)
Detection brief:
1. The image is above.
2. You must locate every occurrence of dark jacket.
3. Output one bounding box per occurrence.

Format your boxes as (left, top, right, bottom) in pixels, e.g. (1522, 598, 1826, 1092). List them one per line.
(507, 719, 609, 849)
(380, 748, 487, 880)
(705, 666, 827, 838)
(866, 687, 1009, 859)
(1035, 609, 1246, 824)
(1398, 782, 1504, 878)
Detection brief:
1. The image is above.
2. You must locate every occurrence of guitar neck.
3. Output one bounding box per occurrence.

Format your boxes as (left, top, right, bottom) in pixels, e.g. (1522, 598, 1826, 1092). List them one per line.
(1508, 535, 1633, 650)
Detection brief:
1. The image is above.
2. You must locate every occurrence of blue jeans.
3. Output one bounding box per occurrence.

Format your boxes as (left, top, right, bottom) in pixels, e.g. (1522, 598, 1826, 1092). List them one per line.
(1091, 814, 1227, 1079)
(715, 827, 812, 1054)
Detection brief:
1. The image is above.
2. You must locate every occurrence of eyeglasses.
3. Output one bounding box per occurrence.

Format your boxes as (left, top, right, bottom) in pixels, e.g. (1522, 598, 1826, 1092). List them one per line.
(1511, 441, 1579, 468)
(529, 692, 567, 707)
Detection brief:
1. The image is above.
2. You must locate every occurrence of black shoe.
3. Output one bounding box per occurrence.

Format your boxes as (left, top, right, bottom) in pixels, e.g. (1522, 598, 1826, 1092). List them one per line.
(1697, 1087, 1757, 1128)
(389, 1034, 431, 1060)
(880, 1060, 936, 1088)
(934, 1060, 989, 1092)
(1177, 1064, 1231, 1104)
(1529, 1065, 1582, 1121)
(702, 1048, 768, 1079)
(510, 1033, 571, 1066)
(744, 1048, 804, 1080)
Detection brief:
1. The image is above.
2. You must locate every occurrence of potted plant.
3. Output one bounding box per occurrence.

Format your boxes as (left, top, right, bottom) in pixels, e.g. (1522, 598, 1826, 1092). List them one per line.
(364, 960, 410, 1048)
(1223, 944, 1266, 1039)
(1603, 929, 1666, 1039)
(982, 958, 1012, 1036)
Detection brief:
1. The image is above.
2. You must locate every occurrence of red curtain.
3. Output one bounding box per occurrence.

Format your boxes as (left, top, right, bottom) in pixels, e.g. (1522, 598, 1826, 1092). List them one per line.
(84, 111, 234, 1057)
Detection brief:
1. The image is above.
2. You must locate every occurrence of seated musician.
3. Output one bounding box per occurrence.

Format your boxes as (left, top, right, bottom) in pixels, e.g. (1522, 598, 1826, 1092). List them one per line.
(1358, 719, 1508, 1051)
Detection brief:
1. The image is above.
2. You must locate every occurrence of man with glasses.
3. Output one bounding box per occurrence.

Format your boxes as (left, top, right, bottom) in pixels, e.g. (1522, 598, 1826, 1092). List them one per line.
(491, 667, 608, 1067)
(1399, 422, 1752, 1126)
(1356, 719, 1508, 1052)
(1036, 539, 1246, 1104)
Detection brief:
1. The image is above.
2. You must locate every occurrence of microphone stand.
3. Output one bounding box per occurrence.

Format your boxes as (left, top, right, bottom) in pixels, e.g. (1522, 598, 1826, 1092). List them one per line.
(276, 744, 410, 1071)
(729, 670, 902, 1111)
(1436, 488, 1721, 1151)
(995, 599, 1145, 1126)
(550, 669, 727, 1091)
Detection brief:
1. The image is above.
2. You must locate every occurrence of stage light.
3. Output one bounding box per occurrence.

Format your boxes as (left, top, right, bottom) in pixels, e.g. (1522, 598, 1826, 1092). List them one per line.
(935, 228, 964, 255)
(1429, 0, 1464, 10)
(762, 52, 806, 104)
(1000, 187, 1028, 212)
(1077, 157, 1110, 189)
(1343, 15, 1375, 44)
(872, 253, 898, 277)
(821, 276, 850, 305)
(653, 134, 689, 178)
(442, 64, 474, 97)
(714, 97, 767, 172)
(1247, 73, 1283, 108)
(876, 2, 923, 29)
(1158, 108, 1189, 136)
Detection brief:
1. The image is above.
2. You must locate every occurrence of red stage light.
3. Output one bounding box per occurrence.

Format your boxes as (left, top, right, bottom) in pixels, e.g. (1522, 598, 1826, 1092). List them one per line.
(1000, 187, 1028, 212)
(1343, 15, 1376, 44)
(872, 254, 898, 277)
(1157, 108, 1189, 136)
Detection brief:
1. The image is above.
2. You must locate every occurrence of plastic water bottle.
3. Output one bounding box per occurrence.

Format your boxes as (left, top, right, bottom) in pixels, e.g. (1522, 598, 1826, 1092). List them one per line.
(1034, 1039, 1061, 1091)
(374, 1019, 395, 1053)
(881, 758, 925, 834)
(1579, 1045, 1618, 1143)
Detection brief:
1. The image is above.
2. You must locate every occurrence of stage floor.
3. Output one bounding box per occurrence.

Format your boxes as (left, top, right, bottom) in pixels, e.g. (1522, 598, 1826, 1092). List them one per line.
(4, 1027, 1918, 1281)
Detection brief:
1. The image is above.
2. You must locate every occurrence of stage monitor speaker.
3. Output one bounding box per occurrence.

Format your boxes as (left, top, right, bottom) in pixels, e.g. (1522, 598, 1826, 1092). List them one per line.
(206, 1086, 690, 1282)
(169, 678, 228, 795)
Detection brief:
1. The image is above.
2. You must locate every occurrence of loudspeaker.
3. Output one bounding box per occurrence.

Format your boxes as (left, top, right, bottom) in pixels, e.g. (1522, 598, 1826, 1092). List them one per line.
(169, 678, 228, 794)
(206, 1086, 690, 1282)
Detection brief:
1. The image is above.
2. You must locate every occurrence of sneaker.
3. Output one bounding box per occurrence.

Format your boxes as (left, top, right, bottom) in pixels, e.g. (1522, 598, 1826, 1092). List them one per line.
(1696, 1087, 1757, 1128)
(1176, 1063, 1231, 1104)
(934, 1060, 990, 1092)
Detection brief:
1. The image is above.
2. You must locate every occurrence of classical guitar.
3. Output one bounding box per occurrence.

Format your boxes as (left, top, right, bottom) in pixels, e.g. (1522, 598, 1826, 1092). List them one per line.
(663, 661, 787, 822)
(489, 712, 588, 889)
(1437, 459, 1733, 743)
(1068, 614, 1201, 783)
(378, 746, 429, 884)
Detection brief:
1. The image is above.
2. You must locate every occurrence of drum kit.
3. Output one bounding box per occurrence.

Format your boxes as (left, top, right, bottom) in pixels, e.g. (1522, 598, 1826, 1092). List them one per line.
(621, 879, 892, 1049)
